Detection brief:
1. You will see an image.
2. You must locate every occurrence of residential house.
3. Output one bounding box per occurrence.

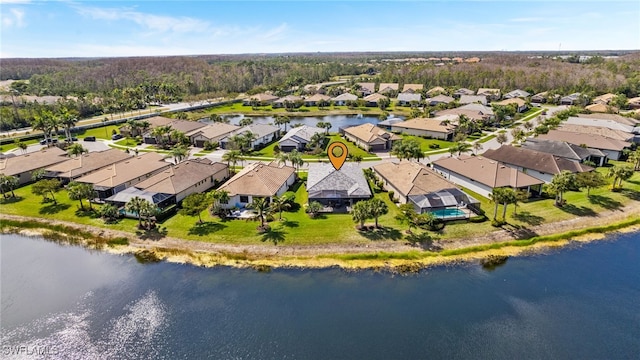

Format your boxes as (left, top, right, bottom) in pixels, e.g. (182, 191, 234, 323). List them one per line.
(306, 163, 371, 211)
(585, 103, 618, 113)
(397, 92, 421, 106)
(592, 93, 616, 105)
(242, 93, 279, 106)
(459, 94, 488, 105)
(373, 161, 481, 217)
(538, 130, 632, 161)
(363, 93, 389, 107)
(401, 84, 424, 93)
(342, 123, 400, 151)
(220, 124, 280, 150)
(119, 116, 173, 137)
(436, 108, 492, 122)
(531, 91, 548, 103)
(272, 95, 303, 108)
(390, 117, 455, 140)
(495, 98, 528, 113)
(557, 124, 635, 142)
(565, 116, 640, 137)
(188, 123, 240, 148)
(356, 83, 376, 97)
(503, 89, 531, 99)
(217, 162, 296, 209)
(457, 103, 495, 118)
(331, 92, 358, 106)
(377, 83, 399, 96)
(453, 88, 475, 98)
(432, 155, 544, 198)
(482, 145, 592, 183)
(628, 97, 640, 109)
(143, 119, 207, 145)
(304, 94, 331, 107)
(108, 159, 228, 207)
(44, 149, 132, 184)
(522, 138, 607, 166)
(576, 113, 640, 127)
(560, 93, 585, 106)
(278, 125, 325, 152)
(477, 88, 501, 101)
(75, 152, 172, 200)
(425, 94, 455, 106)
(377, 117, 405, 130)
(426, 86, 446, 96)
(0, 147, 67, 186)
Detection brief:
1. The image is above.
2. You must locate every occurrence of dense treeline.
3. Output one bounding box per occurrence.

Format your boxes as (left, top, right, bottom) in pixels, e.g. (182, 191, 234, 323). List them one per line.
(2, 52, 639, 100)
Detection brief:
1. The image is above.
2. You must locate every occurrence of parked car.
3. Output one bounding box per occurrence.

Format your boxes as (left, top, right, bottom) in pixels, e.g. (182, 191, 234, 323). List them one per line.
(39, 138, 58, 145)
(111, 134, 123, 140)
(65, 137, 78, 142)
(84, 136, 96, 142)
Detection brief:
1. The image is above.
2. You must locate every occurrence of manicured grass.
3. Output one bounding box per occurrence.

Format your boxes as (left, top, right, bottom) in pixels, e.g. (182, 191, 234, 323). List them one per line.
(75, 125, 121, 140)
(399, 134, 454, 152)
(478, 134, 496, 143)
(249, 133, 379, 161)
(0, 138, 40, 152)
(202, 102, 412, 117)
(115, 137, 140, 147)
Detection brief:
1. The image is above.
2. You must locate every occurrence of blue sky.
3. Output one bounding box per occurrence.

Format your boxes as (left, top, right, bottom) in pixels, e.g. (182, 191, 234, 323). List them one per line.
(1, 1, 638, 58)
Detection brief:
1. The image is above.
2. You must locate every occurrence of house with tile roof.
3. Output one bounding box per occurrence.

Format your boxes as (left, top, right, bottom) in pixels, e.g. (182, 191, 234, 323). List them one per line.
(242, 93, 279, 106)
(142, 118, 207, 144)
(522, 138, 607, 166)
(576, 113, 640, 127)
(401, 84, 424, 93)
(459, 94, 488, 105)
(397, 92, 421, 106)
(592, 93, 616, 105)
(482, 145, 592, 183)
(538, 130, 632, 161)
(564, 116, 640, 135)
(585, 103, 618, 114)
(355, 83, 375, 97)
(44, 149, 132, 184)
(220, 124, 281, 150)
(0, 147, 67, 185)
(560, 93, 585, 106)
(426, 86, 446, 96)
(188, 123, 240, 148)
(373, 161, 480, 217)
(331, 92, 358, 106)
(272, 95, 303, 108)
(495, 98, 528, 113)
(362, 93, 389, 107)
(425, 94, 455, 106)
(557, 124, 635, 142)
(304, 94, 331, 107)
(377, 83, 399, 96)
(453, 88, 475, 98)
(390, 117, 455, 140)
(75, 152, 172, 200)
(477, 88, 501, 101)
(306, 163, 371, 211)
(278, 125, 325, 152)
(432, 155, 544, 198)
(503, 89, 531, 99)
(342, 123, 401, 151)
(217, 162, 296, 209)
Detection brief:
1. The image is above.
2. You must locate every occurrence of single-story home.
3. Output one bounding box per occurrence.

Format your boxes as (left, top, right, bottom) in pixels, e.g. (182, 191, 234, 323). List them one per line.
(426, 86, 446, 96)
(119, 116, 173, 137)
(390, 117, 455, 140)
(477, 88, 501, 101)
(143, 119, 207, 144)
(494, 98, 528, 113)
(363, 93, 389, 107)
(576, 113, 640, 127)
(217, 162, 296, 209)
(377, 117, 405, 130)
(453, 88, 475, 98)
(331, 92, 358, 106)
(585, 103, 618, 114)
(44, 148, 132, 184)
(304, 94, 331, 107)
(432, 155, 544, 198)
(459, 95, 488, 105)
(306, 162, 371, 211)
(397, 92, 421, 106)
(356, 83, 376, 97)
(273, 95, 303, 108)
(557, 124, 635, 142)
(401, 84, 424, 93)
(342, 123, 401, 151)
(75, 152, 172, 200)
(242, 93, 279, 106)
(378, 83, 399, 95)
(188, 123, 240, 148)
(0, 147, 67, 185)
(592, 93, 616, 105)
(373, 161, 481, 218)
(425, 94, 455, 106)
(521, 138, 607, 166)
(564, 116, 639, 134)
(628, 97, 640, 109)
(538, 130, 632, 161)
(220, 124, 281, 150)
(503, 89, 531, 99)
(278, 125, 325, 152)
(560, 93, 584, 106)
(482, 145, 592, 183)
(436, 108, 492, 122)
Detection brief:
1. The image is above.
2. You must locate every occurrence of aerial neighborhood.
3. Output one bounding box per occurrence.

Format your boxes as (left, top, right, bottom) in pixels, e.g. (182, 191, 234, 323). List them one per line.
(1, 56, 640, 247)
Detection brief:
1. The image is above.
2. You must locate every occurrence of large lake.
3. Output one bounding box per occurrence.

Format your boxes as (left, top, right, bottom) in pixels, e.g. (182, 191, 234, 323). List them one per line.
(2, 232, 639, 359)
(210, 114, 403, 132)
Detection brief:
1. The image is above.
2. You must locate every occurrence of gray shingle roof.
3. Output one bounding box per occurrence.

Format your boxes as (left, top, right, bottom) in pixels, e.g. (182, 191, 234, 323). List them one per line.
(278, 125, 324, 145)
(306, 163, 371, 199)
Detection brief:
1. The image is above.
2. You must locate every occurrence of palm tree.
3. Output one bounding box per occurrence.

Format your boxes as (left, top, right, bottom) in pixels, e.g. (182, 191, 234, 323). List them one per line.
(270, 194, 292, 220)
(351, 200, 370, 229)
(496, 132, 508, 145)
(59, 107, 78, 141)
(395, 203, 419, 233)
(67, 181, 95, 210)
(549, 171, 576, 206)
(472, 141, 483, 155)
(239, 117, 254, 127)
(275, 115, 291, 132)
(276, 151, 290, 166)
(489, 187, 508, 220)
(367, 198, 388, 228)
(288, 149, 304, 172)
(607, 165, 634, 190)
(305, 201, 324, 218)
(125, 196, 146, 228)
(627, 150, 640, 171)
(139, 200, 158, 230)
(391, 138, 423, 162)
(170, 145, 188, 164)
(248, 197, 270, 228)
(0, 174, 19, 198)
(67, 143, 87, 157)
(16, 140, 27, 154)
(511, 128, 526, 143)
(222, 150, 242, 170)
(209, 189, 230, 212)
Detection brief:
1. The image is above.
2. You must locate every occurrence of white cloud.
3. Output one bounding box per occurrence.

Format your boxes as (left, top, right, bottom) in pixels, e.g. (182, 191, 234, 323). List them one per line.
(0, 0, 31, 4)
(1, 8, 25, 28)
(258, 23, 288, 41)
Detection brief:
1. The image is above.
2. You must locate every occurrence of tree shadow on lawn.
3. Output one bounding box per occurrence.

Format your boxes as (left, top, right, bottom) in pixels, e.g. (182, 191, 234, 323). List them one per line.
(406, 232, 442, 251)
(188, 221, 227, 236)
(503, 223, 538, 240)
(558, 203, 597, 217)
(513, 211, 545, 226)
(280, 219, 299, 228)
(358, 226, 403, 241)
(0, 196, 23, 205)
(39, 202, 71, 215)
(137, 226, 168, 241)
(621, 188, 640, 201)
(261, 227, 287, 245)
(588, 195, 623, 211)
(75, 208, 100, 218)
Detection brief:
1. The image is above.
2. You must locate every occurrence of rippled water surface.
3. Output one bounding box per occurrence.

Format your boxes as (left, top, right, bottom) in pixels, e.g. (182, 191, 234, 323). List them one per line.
(2, 233, 639, 359)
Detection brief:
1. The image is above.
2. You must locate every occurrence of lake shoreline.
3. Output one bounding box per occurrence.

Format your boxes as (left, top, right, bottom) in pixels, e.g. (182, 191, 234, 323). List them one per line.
(2, 200, 640, 272)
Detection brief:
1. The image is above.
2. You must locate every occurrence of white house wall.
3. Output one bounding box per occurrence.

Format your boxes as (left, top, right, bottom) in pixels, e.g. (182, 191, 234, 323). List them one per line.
(390, 126, 449, 140)
(432, 166, 493, 198)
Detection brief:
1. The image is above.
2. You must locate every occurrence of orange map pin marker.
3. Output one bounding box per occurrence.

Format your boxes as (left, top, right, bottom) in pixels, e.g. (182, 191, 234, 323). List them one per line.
(328, 141, 348, 171)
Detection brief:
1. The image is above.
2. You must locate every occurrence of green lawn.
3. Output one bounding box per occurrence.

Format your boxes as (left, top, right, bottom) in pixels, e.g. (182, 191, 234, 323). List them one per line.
(399, 134, 454, 152)
(249, 133, 379, 161)
(114, 137, 139, 147)
(203, 102, 412, 117)
(0, 138, 40, 152)
(75, 125, 121, 140)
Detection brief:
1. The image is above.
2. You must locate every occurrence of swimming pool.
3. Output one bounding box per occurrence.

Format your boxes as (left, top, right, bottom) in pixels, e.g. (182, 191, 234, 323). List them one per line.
(432, 208, 466, 218)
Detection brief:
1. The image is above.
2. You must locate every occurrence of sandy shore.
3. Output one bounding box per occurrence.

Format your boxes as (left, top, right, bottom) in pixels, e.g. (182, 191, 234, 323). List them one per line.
(2, 200, 640, 271)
